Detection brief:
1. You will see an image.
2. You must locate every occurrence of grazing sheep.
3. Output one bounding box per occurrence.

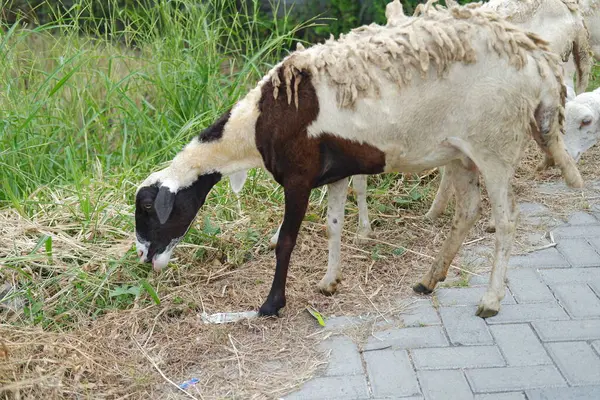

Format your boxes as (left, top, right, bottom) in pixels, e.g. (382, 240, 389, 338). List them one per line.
(134, 1, 582, 318)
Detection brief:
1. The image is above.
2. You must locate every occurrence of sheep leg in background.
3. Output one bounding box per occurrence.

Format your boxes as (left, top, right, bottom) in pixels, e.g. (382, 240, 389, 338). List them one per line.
(268, 223, 281, 249)
(259, 183, 311, 316)
(318, 177, 349, 295)
(413, 158, 481, 294)
(424, 166, 452, 220)
(572, 26, 593, 95)
(476, 163, 517, 318)
(352, 175, 374, 243)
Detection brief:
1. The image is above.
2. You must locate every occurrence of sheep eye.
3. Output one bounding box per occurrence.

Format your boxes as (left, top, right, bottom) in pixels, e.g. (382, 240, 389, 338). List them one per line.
(581, 118, 592, 128)
(143, 203, 153, 211)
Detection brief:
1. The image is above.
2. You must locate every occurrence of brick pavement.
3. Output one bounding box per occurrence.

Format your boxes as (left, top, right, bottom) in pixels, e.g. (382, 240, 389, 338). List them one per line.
(283, 208, 600, 400)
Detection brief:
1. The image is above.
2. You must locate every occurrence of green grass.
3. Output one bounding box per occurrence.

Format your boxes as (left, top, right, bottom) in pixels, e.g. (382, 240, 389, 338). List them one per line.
(0, 0, 332, 329)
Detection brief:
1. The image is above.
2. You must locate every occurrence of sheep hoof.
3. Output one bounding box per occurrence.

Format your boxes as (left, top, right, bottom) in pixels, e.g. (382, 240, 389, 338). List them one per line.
(424, 210, 442, 221)
(318, 276, 341, 296)
(355, 227, 375, 244)
(258, 295, 286, 317)
(476, 292, 501, 318)
(413, 282, 434, 294)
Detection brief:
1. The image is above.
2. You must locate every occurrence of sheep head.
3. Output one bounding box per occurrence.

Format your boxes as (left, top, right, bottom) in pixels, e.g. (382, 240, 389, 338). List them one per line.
(564, 88, 600, 162)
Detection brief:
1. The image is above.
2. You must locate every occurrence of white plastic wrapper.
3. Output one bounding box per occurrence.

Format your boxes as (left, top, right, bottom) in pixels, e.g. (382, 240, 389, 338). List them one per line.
(200, 311, 258, 324)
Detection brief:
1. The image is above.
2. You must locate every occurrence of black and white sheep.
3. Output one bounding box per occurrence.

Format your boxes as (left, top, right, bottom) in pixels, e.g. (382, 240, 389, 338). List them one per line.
(135, 1, 582, 318)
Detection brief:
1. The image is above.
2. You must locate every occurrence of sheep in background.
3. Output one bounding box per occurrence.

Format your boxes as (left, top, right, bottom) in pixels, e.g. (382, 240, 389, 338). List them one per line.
(134, 1, 582, 318)
(447, 0, 592, 94)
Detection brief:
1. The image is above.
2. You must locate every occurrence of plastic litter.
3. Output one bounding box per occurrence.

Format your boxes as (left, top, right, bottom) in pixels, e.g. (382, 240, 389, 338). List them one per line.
(179, 377, 199, 389)
(200, 311, 258, 324)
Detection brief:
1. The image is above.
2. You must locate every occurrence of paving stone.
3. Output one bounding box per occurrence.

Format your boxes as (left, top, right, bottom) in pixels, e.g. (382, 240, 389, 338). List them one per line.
(318, 336, 363, 376)
(550, 284, 600, 318)
(589, 281, 600, 298)
(436, 287, 515, 306)
(532, 319, 600, 341)
(527, 386, 600, 400)
(508, 248, 569, 269)
(545, 342, 600, 386)
(474, 394, 526, 400)
(490, 324, 552, 366)
(567, 212, 599, 225)
(552, 225, 600, 239)
(593, 340, 600, 356)
(364, 326, 448, 350)
(363, 349, 420, 398)
(506, 268, 555, 303)
(465, 365, 566, 393)
(539, 267, 600, 284)
(412, 345, 505, 370)
(439, 306, 493, 345)
(469, 272, 490, 286)
(485, 303, 569, 324)
(324, 316, 368, 332)
(418, 370, 473, 400)
(556, 238, 600, 267)
(586, 237, 600, 255)
(400, 299, 441, 327)
(284, 375, 369, 400)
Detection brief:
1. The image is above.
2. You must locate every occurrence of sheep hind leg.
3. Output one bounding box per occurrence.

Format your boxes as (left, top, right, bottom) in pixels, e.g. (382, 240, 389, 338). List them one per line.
(414, 159, 481, 294)
(352, 175, 374, 243)
(424, 166, 452, 221)
(476, 164, 518, 318)
(318, 177, 350, 295)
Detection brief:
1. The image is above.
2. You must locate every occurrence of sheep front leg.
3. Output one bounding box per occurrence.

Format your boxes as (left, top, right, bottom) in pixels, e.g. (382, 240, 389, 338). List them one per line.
(352, 175, 374, 243)
(259, 184, 311, 317)
(319, 177, 349, 295)
(414, 160, 481, 293)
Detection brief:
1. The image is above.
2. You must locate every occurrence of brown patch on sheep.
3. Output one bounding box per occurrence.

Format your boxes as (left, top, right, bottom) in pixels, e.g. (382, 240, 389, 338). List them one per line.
(272, 0, 558, 109)
(256, 68, 386, 187)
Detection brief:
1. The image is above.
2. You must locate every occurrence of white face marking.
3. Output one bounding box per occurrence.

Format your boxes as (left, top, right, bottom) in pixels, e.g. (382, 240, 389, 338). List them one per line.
(151, 238, 181, 271)
(135, 236, 150, 263)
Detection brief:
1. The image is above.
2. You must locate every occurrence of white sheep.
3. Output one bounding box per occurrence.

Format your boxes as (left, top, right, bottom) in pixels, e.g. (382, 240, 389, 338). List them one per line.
(134, 1, 582, 319)
(447, 0, 593, 94)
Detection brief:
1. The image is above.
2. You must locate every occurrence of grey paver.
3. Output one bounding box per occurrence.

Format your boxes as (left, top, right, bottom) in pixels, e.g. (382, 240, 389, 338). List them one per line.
(490, 324, 552, 366)
(412, 345, 505, 370)
(550, 284, 600, 318)
(284, 375, 369, 400)
(539, 267, 600, 284)
(318, 336, 363, 376)
(586, 236, 600, 255)
(556, 238, 600, 267)
(593, 340, 600, 356)
(439, 306, 493, 345)
(545, 342, 600, 386)
(465, 365, 566, 393)
(567, 212, 599, 225)
(469, 273, 490, 286)
(400, 299, 441, 327)
(532, 319, 600, 341)
(590, 281, 600, 298)
(552, 225, 600, 239)
(324, 316, 368, 332)
(526, 386, 600, 400)
(364, 326, 448, 350)
(363, 349, 420, 398)
(506, 268, 555, 303)
(418, 370, 473, 400)
(508, 248, 569, 269)
(436, 287, 515, 306)
(474, 394, 525, 400)
(485, 303, 569, 324)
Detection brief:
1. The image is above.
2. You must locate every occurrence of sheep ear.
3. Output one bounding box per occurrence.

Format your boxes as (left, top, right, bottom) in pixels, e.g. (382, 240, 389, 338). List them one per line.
(228, 170, 248, 195)
(296, 42, 305, 51)
(155, 186, 176, 224)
